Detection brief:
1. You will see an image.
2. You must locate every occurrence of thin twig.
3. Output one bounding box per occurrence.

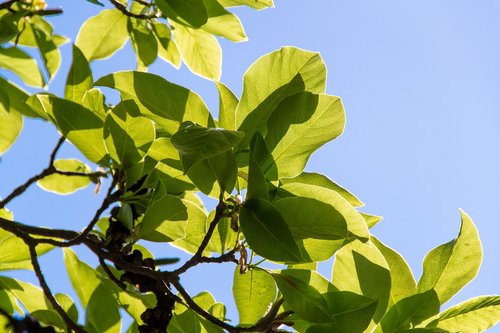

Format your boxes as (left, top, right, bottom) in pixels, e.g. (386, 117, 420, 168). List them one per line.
(108, 0, 157, 19)
(27, 240, 86, 333)
(0, 0, 19, 10)
(26, 8, 63, 16)
(99, 257, 127, 290)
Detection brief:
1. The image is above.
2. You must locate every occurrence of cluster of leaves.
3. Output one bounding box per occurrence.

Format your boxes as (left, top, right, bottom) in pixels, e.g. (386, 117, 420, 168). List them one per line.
(1, 1, 500, 333)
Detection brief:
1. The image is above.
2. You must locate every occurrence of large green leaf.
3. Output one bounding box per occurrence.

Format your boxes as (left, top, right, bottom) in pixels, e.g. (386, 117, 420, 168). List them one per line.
(201, 0, 246, 42)
(265, 92, 344, 178)
(128, 18, 158, 71)
(216, 81, 238, 130)
(103, 100, 155, 168)
(280, 172, 363, 207)
(278, 182, 369, 241)
(0, 277, 51, 313)
(170, 199, 209, 254)
(63, 249, 121, 333)
(417, 209, 482, 304)
(235, 47, 326, 147)
(427, 296, 500, 332)
(27, 18, 62, 80)
(306, 291, 378, 333)
(170, 21, 222, 80)
(94, 71, 215, 134)
(239, 198, 302, 263)
(233, 267, 276, 325)
(171, 121, 243, 172)
(374, 290, 440, 333)
(0, 76, 38, 119)
(37, 159, 93, 195)
(156, 0, 208, 27)
(139, 194, 188, 242)
(37, 95, 108, 164)
(0, 46, 45, 87)
(332, 239, 391, 327)
(371, 236, 417, 304)
(65, 44, 93, 103)
(217, 0, 273, 9)
(76, 9, 129, 61)
(151, 22, 181, 68)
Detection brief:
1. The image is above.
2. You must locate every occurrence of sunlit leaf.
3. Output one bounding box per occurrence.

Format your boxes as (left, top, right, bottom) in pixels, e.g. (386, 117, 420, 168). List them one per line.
(216, 81, 238, 130)
(151, 22, 181, 68)
(170, 21, 222, 80)
(128, 17, 158, 71)
(217, 0, 273, 9)
(76, 9, 129, 61)
(65, 44, 93, 103)
(201, 0, 246, 42)
(417, 209, 482, 304)
(156, 0, 208, 27)
(0, 46, 45, 87)
(37, 159, 93, 195)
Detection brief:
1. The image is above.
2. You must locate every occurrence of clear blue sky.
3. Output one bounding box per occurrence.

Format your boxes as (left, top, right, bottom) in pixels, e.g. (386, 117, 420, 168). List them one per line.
(1, 0, 499, 331)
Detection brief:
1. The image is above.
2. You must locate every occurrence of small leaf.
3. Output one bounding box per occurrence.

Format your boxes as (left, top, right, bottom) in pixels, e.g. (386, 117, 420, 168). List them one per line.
(103, 100, 155, 168)
(65, 44, 93, 103)
(233, 267, 276, 325)
(37, 159, 93, 195)
(239, 198, 302, 263)
(0, 106, 22, 155)
(140, 194, 188, 242)
(201, 0, 246, 42)
(156, 0, 208, 27)
(128, 17, 158, 70)
(417, 209, 482, 304)
(246, 135, 269, 200)
(428, 295, 500, 332)
(215, 81, 238, 130)
(76, 9, 129, 61)
(217, 0, 273, 9)
(0, 76, 39, 119)
(54, 293, 78, 323)
(151, 22, 181, 68)
(171, 121, 243, 172)
(0, 46, 45, 87)
(170, 21, 222, 80)
(28, 19, 62, 80)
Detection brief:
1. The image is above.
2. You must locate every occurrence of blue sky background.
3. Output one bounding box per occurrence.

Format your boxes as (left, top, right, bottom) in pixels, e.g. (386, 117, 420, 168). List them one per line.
(1, 0, 499, 331)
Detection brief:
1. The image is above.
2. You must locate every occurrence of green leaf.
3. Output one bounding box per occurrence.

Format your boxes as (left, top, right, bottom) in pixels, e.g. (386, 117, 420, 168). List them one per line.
(170, 21, 222, 80)
(217, 0, 273, 9)
(239, 198, 302, 263)
(332, 239, 391, 326)
(201, 0, 246, 41)
(417, 209, 482, 304)
(0, 277, 52, 313)
(140, 194, 188, 242)
(233, 267, 276, 325)
(37, 95, 108, 164)
(156, 0, 208, 27)
(371, 236, 417, 304)
(216, 81, 238, 130)
(28, 19, 62, 80)
(236, 47, 326, 147)
(362, 212, 383, 228)
(104, 100, 155, 168)
(82, 88, 107, 120)
(0, 46, 45, 87)
(427, 296, 500, 332)
(273, 269, 334, 323)
(37, 159, 93, 195)
(94, 71, 215, 135)
(0, 228, 53, 271)
(65, 44, 93, 103)
(31, 309, 66, 331)
(0, 76, 38, 119)
(170, 200, 208, 254)
(55, 293, 79, 323)
(206, 211, 237, 254)
(280, 172, 363, 207)
(0, 105, 22, 155)
(278, 182, 369, 241)
(246, 135, 269, 200)
(171, 121, 244, 172)
(306, 291, 378, 333)
(374, 290, 440, 333)
(151, 22, 181, 68)
(264, 92, 345, 178)
(63, 249, 121, 333)
(76, 9, 129, 61)
(128, 17, 158, 71)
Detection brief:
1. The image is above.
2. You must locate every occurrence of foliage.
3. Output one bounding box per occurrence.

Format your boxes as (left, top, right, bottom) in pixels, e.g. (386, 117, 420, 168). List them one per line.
(0, 0, 499, 332)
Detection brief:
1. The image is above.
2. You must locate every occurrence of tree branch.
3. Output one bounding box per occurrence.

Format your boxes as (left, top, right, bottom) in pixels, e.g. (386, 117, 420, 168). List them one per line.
(0, 0, 19, 10)
(108, 0, 158, 19)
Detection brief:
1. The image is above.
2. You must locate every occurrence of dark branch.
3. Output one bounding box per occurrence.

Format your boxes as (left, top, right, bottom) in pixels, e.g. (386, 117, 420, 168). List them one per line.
(26, 8, 63, 16)
(108, 0, 158, 19)
(0, 0, 19, 10)
(99, 257, 127, 291)
(26, 240, 86, 333)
